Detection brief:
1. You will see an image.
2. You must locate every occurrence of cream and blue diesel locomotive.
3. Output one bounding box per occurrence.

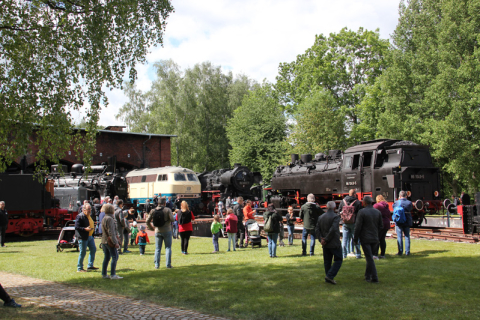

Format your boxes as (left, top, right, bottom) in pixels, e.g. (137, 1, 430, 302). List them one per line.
(126, 166, 202, 210)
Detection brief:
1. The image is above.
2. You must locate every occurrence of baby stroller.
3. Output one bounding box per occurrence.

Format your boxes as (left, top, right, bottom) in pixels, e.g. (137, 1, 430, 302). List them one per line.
(56, 220, 79, 252)
(245, 219, 262, 248)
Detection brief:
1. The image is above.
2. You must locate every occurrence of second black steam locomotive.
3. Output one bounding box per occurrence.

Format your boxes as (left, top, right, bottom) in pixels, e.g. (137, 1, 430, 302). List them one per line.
(270, 139, 441, 226)
(197, 164, 263, 209)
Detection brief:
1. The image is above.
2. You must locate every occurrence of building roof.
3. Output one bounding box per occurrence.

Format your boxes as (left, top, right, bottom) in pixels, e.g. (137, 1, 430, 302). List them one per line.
(344, 139, 399, 154)
(72, 127, 177, 138)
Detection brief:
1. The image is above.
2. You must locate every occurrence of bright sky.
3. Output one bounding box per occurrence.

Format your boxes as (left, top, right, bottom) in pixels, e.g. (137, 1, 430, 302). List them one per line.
(95, 0, 401, 127)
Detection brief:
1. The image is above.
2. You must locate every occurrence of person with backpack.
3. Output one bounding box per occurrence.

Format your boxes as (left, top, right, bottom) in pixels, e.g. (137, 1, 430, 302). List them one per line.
(299, 193, 324, 256)
(146, 197, 174, 269)
(263, 203, 283, 258)
(393, 190, 413, 256)
(353, 196, 383, 283)
(338, 189, 363, 259)
(315, 201, 343, 285)
(176, 201, 196, 255)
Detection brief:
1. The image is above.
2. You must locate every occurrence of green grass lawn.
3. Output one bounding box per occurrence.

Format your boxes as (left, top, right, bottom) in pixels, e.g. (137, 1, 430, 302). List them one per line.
(1, 236, 479, 319)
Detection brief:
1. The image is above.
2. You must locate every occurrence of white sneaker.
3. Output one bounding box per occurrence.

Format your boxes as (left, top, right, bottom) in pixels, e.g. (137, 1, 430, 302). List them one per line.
(347, 253, 356, 258)
(110, 275, 123, 280)
(102, 275, 110, 279)
(373, 256, 379, 260)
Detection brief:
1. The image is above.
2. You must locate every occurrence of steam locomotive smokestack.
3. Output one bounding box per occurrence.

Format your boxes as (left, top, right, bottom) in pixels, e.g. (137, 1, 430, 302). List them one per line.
(291, 154, 299, 163)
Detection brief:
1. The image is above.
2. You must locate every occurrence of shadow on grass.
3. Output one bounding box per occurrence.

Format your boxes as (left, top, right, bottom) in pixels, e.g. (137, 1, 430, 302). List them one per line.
(56, 254, 480, 320)
(405, 249, 450, 257)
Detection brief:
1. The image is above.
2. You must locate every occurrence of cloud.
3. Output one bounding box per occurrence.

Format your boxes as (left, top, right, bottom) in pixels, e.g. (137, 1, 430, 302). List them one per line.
(102, 0, 399, 126)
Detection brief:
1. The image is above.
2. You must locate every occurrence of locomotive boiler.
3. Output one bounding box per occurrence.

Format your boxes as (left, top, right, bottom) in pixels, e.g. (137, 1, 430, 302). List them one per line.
(270, 139, 441, 226)
(197, 164, 263, 203)
(52, 164, 128, 213)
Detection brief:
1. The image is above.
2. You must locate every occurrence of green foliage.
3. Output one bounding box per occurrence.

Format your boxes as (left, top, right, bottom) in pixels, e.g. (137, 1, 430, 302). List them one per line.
(0, 0, 173, 172)
(117, 60, 256, 172)
(2, 237, 480, 319)
(360, 0, 480, 191)
(289, 89, 347, 155)
(276, 27, 389, 145)
(226, 83, 287, 181)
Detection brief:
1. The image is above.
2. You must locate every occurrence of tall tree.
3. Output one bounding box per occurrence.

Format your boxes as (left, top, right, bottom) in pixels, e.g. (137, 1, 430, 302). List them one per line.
(0, 0, 174, 172)
(289, 89, 347, 155)
(364, 0, 480, 190)
(226, 82, 287, 182)
(117, 60, 255, 172)
(275, 27, 389, 145)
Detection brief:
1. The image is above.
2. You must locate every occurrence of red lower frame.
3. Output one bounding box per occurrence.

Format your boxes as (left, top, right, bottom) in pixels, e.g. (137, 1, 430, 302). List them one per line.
(6, 208, 78, 235)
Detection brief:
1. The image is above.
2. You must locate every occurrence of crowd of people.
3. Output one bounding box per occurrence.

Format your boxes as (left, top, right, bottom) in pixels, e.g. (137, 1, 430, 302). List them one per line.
(0, 187, 454, 307)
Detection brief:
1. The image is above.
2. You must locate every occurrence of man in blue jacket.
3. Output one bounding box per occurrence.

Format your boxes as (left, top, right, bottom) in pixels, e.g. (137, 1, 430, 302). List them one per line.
(393, 190, 413, 256)
(75, 203, 98, 272)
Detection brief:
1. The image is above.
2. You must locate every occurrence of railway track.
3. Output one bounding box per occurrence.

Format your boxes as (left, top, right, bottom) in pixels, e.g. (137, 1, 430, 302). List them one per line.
(389, 227, 479, 243)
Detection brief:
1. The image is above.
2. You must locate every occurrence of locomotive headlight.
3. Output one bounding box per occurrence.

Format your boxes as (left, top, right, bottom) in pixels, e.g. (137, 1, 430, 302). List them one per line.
(434, 191, 439, 197)
(407, 191, 412, 197)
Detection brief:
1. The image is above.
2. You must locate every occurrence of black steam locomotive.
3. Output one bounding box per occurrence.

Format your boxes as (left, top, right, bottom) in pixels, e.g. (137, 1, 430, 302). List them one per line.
(270, 139, 441, 226)
(197, 164, 263, 209)
(52, 163, 128, 213)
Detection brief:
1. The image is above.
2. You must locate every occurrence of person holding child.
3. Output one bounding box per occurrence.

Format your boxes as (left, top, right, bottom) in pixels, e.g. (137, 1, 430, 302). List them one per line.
(211, 214, 222, 253)
(136, 225, 150, 255)
(225, 208, 238, 252)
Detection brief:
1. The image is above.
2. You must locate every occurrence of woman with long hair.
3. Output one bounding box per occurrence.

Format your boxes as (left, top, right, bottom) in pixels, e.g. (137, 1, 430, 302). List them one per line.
(373, 195, 392, 258)
(176, 201, 195, 254)
(286, 206, 295, 245)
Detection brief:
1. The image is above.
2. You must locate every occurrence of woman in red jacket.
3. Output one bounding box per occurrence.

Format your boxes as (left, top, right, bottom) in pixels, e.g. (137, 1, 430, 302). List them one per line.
(176, 201, 195, 255)
(373, 195, 392, 259)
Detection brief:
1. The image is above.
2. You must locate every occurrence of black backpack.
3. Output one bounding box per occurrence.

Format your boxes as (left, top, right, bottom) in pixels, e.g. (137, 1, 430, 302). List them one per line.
(152, 207, 166, 228)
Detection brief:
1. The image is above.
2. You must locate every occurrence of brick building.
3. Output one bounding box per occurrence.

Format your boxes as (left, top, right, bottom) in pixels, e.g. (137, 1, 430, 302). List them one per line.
(8, 126, 176, 173)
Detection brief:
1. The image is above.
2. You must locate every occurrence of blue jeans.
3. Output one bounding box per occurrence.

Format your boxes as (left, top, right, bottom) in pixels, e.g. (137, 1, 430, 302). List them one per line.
(172, 224, 178, 239)
(287, 224, 295, 245)
(155, 231, 172, 268)
(102, 244, 118, 276)
(322, 247, 343, 280)
(267, 233, 279, 257)
(227, 233, 236, 251)
(77, 236, 96, 270)
(395, 225, 410, 254)
(302, 228, 315, 255)
(342, 224, 361, 258)
(212, 232, 220, 252)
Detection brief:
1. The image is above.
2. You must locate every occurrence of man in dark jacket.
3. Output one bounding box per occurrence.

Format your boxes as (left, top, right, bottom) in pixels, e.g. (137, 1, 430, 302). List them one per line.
(234, 197, 245, 248)
(338, 189, 363, 259)
(316, 201, 342, 284)
(393, 190, 413, 256)
(353, 196, 382, 283)
(114, 200, 126, 254)
(0, 201, 8, 247)
(299, 193, 324, 256)
(75, 203, 97, 272)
